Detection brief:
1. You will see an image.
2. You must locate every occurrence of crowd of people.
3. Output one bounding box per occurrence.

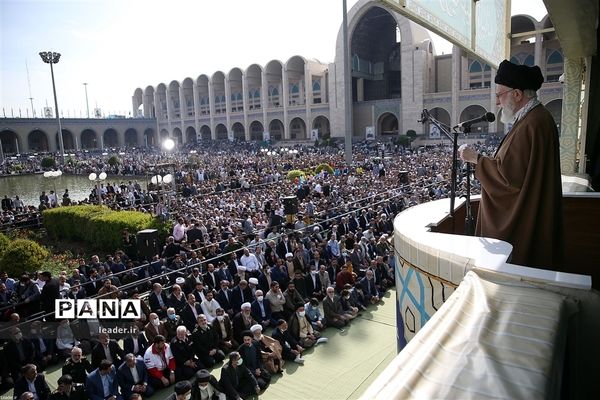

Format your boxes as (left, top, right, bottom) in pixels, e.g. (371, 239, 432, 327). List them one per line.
(0, 139, 492, 399)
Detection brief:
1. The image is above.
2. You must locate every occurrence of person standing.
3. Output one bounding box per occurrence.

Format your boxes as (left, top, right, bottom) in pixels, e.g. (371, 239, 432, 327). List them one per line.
(459, 59, 563, 269)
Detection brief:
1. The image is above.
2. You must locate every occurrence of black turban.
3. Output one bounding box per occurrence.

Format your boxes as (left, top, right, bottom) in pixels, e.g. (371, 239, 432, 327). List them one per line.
(495, 59, 544, 91)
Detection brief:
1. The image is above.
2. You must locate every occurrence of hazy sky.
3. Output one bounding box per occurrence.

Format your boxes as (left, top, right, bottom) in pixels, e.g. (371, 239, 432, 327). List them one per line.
(1, 0, 547, 117)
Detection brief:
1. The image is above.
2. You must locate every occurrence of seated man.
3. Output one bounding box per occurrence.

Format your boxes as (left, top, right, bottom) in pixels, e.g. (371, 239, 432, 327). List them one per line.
(360, 268, 381, 303)
(143, 335, 176, 390)
(304, 298, 326, 331)
(171, 326, 201, 380)
(323, 286, 351, 329)
(165, 380, 192, 400)
(85, 360, 122, 400)
(288, 303, 327, 348)
(13, 364, 51, 400)
(250, 290, 277, 329)
(237, 331, 270, 392)
(232, 303, 257, 345)
(249, 324, 284, 375)
(62, 347, 93, 385)
(123, 325, 148, 358)
(5, 326, 36, 382)
(212, 307, 238, 353)
(192, 314, 226, 368)
(219, 352, 260, 400)
(271, 319, 305, 364)
(49, 374, 87, 400)
(340, 289, 360, 319)
(116, 353, 154, 400)
(191, 369, 225, 400)
(144, 313, 168, 344)
(91, 333, 125, 369)
(163, 307, 183, 341)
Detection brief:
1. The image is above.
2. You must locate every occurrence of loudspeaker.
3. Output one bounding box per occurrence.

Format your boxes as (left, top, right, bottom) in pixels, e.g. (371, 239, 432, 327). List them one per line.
(281, 196, 298, 215)
(399, 171, 409, 184)
(137, 229, 159, 261)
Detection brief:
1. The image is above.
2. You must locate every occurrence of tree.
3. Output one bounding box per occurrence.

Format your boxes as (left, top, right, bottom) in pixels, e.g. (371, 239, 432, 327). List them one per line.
(0, 239, 49, 277)
(107, 155, 121, 167)
(41, 157, 56, 169)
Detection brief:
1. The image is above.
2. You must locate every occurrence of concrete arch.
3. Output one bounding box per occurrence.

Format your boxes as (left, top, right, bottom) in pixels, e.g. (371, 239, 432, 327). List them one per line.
(172, 127, 183, 146)
(460, 105, 490, 133)
(246, 64, 263, 110)
(133, 88, 143, 117)
(232, 122, 245, 141)
(268, 119, 284, 141)
(286, 56, 306, 106)
(103, 128, 119, 148)
(28, 129, 49, 152)
(265, 60, 283, 108)
(312, 115, 331, 138)
(228, 68, 244, 113)
(510, 15, 538, 45)
(212, 71, 226, 114)
(377, 112, 399, 136)
(215, 123, 228, 140)
(428, 107, 451, 126)
(144, 128, 156, 147)
(182, 78, 194, 118)
(168, 80, 181, 118)
(124, 128, 138, 147)
(81, 129, 98, 149)
(200, 125, 212, 141)
(185, 126, 197, 143)
(160, 129, 169, 140)
(249, 120, 264, 141)
(0, 129, 21, 154)
(156, 83, 168, 119)
(197, 75, 210, 115)
(289, 117, 307, 139)
(55, 129, 75, 150)
(143, 86, 156, 118)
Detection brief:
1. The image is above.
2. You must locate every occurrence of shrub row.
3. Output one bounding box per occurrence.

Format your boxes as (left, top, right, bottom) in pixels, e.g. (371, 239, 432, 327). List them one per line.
(0, 234, 49, 277)
(43, 205, 163, 251)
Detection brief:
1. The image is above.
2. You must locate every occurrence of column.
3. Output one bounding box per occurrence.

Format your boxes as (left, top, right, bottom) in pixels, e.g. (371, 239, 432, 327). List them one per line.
(193, 82, 201, 142)
(242, 72, 250, 140)
(304, 64, 312, 139)
(179, 86, 186, 144)
(451, 46, 461, 127)
(208, 80, 216, 140)
(261, 69, 268, 137)
(559, 57, 583, 174)
(282, 69, 290, 139)
(225, 77, 232, 139)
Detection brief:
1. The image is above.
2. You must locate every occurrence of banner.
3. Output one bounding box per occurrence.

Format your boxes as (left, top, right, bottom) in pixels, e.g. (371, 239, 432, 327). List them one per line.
(366, 126, 375, 141)
(44, 107, 53, 118)
(227, 130, 234, 142)
(429, 124, 441, 139)
(310, 129, 319, 141)
(263, 131, 270, 141)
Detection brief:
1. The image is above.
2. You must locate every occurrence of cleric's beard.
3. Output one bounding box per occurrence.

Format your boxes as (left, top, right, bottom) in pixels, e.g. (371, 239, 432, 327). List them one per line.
(500, 96, 517, 124)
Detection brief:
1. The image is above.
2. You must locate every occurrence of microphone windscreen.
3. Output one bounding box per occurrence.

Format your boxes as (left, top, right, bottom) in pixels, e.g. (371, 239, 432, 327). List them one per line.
(485, 112, 496, 122)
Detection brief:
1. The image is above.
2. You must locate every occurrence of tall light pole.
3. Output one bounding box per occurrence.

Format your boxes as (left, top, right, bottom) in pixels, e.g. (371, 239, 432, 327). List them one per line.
(342, 0, 353, 165)
(39, 51, 65, 165)
(83, 83, 90, 118)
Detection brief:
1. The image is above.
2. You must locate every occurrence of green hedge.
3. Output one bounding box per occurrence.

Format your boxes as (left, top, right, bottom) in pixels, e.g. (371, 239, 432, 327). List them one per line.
(0, 232, 10, 258)
(315, 163, 334, 175)
(287, 170, 306, 181)
(43, 205, 164, 251)
(0, 239, 49, 277)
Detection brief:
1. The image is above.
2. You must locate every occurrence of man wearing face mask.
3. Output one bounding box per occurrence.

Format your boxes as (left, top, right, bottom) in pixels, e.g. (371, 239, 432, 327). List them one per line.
(163, 307, 183, 341)
(219, 352, 260, 400)
(250, 290, 276, 329)
(165, 379, 193, 400)
(191, 369, 225, 400)
(237, 331, 271, 392)
(211, 308, 238, 353)
(271, 319, 305, 364)
(144, 313, 167, 343)
(288, 303, 327, 348)
(5, 326, 36, 382)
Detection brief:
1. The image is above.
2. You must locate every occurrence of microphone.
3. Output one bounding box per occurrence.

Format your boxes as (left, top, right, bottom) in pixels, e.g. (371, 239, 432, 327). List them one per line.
(454, 112, 495, 131)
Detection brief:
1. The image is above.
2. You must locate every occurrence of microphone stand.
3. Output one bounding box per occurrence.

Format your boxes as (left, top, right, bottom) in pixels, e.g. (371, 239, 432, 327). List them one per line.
(419, 109, 458, 217)
(461, 126, 475, 236)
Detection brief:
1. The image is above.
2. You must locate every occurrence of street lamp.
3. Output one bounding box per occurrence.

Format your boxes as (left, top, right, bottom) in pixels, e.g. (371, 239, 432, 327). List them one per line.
(161, 137, 176, 192)
(39, 51, 65, 165)
(43, 169, 63, 206)
(83, 83, 90, 118)
(88, 171, 107, 205)
(162, 137, 175, 151)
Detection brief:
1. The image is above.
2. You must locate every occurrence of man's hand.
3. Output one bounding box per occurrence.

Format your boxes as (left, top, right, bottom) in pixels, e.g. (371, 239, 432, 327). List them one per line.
(255, 368, 261, 376)
(255, 386, 261, 394)
(458, 145, 479, 164)
(161, 376, 169, 386)
(169, 372, 175, 384)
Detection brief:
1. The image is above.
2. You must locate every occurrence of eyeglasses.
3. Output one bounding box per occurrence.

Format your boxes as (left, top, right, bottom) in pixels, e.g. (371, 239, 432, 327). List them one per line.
(495, 89, 515, 99)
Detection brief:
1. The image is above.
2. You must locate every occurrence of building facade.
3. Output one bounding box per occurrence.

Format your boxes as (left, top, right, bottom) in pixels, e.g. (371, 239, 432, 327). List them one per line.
(1, 0, 563, 154)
